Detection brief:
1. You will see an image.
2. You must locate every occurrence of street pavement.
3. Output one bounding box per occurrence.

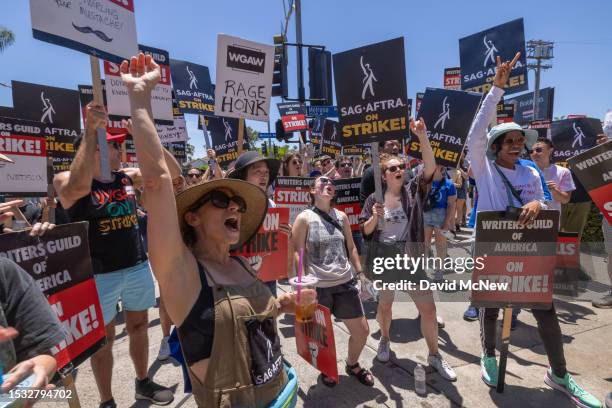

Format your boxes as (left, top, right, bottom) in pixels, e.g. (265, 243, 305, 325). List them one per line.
(38, 231, 612, 408)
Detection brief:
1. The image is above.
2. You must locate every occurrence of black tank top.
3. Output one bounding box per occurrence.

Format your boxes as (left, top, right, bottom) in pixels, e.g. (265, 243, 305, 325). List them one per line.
(66, 172, 147, 274)
(177, 257, 251, 365)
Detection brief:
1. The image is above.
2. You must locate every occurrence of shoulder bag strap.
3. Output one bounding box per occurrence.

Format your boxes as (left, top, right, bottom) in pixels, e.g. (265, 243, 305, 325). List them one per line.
(493, 163, 524, 207)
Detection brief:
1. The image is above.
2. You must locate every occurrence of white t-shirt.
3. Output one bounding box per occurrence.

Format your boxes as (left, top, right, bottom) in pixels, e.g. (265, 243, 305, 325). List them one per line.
(467, 86, 545, 212)
(542, 164, 575, 211)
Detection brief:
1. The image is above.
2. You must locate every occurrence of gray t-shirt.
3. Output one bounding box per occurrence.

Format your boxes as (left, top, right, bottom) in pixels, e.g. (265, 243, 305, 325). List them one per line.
(0, 258, 65, 370)
(379, 206, 408, 243)
(304, 208, 354, 288)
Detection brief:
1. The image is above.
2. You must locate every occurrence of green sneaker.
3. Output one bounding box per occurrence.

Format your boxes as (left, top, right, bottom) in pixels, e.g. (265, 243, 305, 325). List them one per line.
(480, 354, 498, 387)
(544, 368, 603, 408)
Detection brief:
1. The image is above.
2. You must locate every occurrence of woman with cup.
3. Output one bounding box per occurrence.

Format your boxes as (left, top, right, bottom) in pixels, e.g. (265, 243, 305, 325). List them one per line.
(119, 52, 307, 407)
(292, 176, 373, 387)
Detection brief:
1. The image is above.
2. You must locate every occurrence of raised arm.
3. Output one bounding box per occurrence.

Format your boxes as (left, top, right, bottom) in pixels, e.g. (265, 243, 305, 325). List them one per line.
(120, 54, 196, 298)
(53, 103, 106, 209)
(467, 52, 521, 175)
(410, 118, 435, 182)
(291, 212, 309, 274)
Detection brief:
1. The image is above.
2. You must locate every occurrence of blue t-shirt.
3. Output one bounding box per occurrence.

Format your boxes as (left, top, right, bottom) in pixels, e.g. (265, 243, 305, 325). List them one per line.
(430, 178, 457, 209)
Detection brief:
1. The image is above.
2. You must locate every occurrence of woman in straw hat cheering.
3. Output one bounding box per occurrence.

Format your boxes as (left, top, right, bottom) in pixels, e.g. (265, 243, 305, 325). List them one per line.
(119, 53, 307, 407)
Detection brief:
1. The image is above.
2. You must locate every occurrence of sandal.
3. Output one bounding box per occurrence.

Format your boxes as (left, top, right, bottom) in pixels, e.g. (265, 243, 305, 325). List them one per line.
(345, 363, 375, 387)
(319, 373, 337, 387)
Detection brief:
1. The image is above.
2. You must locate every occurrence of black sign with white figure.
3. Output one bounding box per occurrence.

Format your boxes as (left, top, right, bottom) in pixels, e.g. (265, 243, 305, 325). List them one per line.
(333, 37, 410, 145)
(407, 88, 482, 167)
(170, 59, 215, 115)
(459, 18, 528, 95)
(551, 118, 602, 165)
(207, 116, 241, 167)
(321, 119, 342, 158)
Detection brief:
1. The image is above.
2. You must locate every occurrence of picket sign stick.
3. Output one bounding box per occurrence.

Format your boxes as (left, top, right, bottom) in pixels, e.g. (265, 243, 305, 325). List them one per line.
(496, 306, 514, 393)
(44, 157, 56, 224)
(200, 115, 211, 149)
(89, 56, 112, 181)
(237, 118, 245, 154)
(370, 142, 385, 229)
(63, 372, 81, 408)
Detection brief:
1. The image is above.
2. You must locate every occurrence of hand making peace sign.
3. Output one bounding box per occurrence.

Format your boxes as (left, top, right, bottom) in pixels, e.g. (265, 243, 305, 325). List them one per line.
(493, 52, 521, 89)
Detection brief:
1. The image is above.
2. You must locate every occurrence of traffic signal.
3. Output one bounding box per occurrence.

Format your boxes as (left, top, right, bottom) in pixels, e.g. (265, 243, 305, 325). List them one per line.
(261, 143, 268, 156)
(308, 48, 332, 106)
(272, 34, 288, 98)
(273, 144, 279, 158)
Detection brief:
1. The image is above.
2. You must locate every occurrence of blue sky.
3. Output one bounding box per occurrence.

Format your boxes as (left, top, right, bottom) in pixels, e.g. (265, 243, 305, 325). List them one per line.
(1, 0, 611, 159)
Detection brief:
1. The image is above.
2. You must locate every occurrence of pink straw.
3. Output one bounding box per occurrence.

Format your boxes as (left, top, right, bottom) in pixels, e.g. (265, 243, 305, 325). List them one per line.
(297, 248, 304, 304)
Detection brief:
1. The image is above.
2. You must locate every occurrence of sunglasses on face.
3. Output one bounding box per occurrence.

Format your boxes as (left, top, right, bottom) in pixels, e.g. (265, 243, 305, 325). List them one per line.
(502, 138, 526, 146)
(188, 173, 201, 178)
(533, 147, 545, 153)
(340, 162, 352, 168)
(189, 190, 247, 213)
(386, 163, 406, 173)
(318, 177, 334, 186)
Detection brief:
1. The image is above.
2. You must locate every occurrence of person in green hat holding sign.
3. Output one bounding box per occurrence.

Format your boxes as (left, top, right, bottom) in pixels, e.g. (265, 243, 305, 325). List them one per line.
(466, 52, 602, 408)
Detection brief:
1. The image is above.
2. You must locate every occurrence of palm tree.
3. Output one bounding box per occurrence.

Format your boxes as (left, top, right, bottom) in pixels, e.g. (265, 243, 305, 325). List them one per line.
(0, 27, 15, 53)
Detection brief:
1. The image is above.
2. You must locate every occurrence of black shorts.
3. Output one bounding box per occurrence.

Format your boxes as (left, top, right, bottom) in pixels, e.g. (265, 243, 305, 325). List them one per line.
(316, 279, 365, 320)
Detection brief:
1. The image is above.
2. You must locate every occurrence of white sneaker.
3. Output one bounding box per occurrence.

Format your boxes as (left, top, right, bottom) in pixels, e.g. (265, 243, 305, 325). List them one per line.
(436, 315, 445, 329)
(157, 336, 171, 361)
(428, 353, 456, 381)
(376, 337, 391, 363)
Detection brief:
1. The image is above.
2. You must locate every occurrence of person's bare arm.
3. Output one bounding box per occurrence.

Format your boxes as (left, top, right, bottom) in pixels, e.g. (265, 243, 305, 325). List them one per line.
(341, 212, 362, 275)
(121, 53, 197, 326)
(53, 103, 106, 209)
(411, 118, 435, 182)
(547, 182, 572, 204)
(443, 195, 457, 230)
(291, 213, 309, 274)
(362, 202, 384, 236)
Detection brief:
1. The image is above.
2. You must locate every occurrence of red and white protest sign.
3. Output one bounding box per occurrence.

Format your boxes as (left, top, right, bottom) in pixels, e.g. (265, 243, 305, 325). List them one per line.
(334, 177, 362, 232)
(274, 177, 315, 224)
(278, 102, 309, 132)
(295, 305, 339, 383)
(553, 232, 580, 298)
(443, 67, 461, 90)
(568, 140, 612, 224)
(0, 117, 48, 196)
(0, 222, 106, 372)
(471, 211, 559, 308)
(104, 45, 173, 125)
(231, 208, 290, 282)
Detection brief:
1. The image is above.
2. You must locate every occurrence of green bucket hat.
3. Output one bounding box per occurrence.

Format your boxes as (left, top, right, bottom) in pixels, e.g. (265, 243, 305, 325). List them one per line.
(486, 122, 539, 160)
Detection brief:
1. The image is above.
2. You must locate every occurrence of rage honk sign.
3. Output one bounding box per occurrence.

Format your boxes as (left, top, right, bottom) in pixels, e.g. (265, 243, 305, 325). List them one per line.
(295, 305, 339, 382)
(29, 0, 138, 63)
(333, 37, 410, 145)
(215, 34, 275, 122)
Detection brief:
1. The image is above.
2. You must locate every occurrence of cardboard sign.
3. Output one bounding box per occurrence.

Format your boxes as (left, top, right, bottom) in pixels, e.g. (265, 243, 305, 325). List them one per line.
(471, 210, 559, 308)
(334, 177, 361, 232)
(407, 88, 481, 167)
(530, 119, 552, 139)
(274, 177, 315, 224)
(552, 118, 602, 165)
(333, 37, 410, 145)
(505, 87, 555, 125)
(78, 83, 125, 133)
(278, 102, 308, 132)
(207, 116, 242, 167)
(308, 115, 325, 147)
(496, 103, 515, 124)
(0, 222, 106, 372)
(29, 0, 137, 63)
(295, 305, 339, 383)
(104, 44, 173, 125)
(170, 59, 215, 114)
(459, 18, 528, 95)
(0, 117, 48, 196)
(231, 208, 289, 282)
(157, 117, 188, 143)
(320, 119, 341, 158)
(444, 67, 461, 90)
(568, 140, 612, 224)
(163, 141, 186, 161)
(214, 34, 274, 121)
(415, 92, 424, 117)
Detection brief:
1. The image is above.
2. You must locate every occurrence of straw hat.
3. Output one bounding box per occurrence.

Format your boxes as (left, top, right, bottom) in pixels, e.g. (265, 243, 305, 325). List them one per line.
(175, 178, 268, 248)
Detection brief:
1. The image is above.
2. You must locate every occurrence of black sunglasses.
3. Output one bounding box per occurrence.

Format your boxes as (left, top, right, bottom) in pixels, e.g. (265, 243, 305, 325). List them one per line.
(189, 190, 247, 213)
(340, 162, 352, 168)
(318, 177, 334, 185)
(187, 173, 201, 178)
(386, 163, 406, 173)
(533, 147, 544, 153)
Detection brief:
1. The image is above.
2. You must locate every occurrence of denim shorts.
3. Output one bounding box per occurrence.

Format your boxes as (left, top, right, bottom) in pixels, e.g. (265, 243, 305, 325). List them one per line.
(423, 207, 447, 228)
(94, 261, 156, 325)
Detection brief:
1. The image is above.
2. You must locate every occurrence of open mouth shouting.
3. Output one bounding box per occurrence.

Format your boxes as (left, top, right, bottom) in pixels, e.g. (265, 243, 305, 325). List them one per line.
(224, 215, 240, 233)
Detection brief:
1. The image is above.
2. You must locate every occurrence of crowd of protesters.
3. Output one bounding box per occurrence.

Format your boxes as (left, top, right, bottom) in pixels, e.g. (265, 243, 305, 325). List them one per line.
(0, 51, 610, 408)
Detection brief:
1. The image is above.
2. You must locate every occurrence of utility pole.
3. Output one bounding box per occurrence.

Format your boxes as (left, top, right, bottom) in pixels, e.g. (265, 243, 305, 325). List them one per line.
(526, 40, 554, 121)
(295, 0, 306, 152)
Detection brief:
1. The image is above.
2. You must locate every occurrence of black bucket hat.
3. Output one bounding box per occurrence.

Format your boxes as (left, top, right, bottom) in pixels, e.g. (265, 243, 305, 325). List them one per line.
(227, 151, 281, 185)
